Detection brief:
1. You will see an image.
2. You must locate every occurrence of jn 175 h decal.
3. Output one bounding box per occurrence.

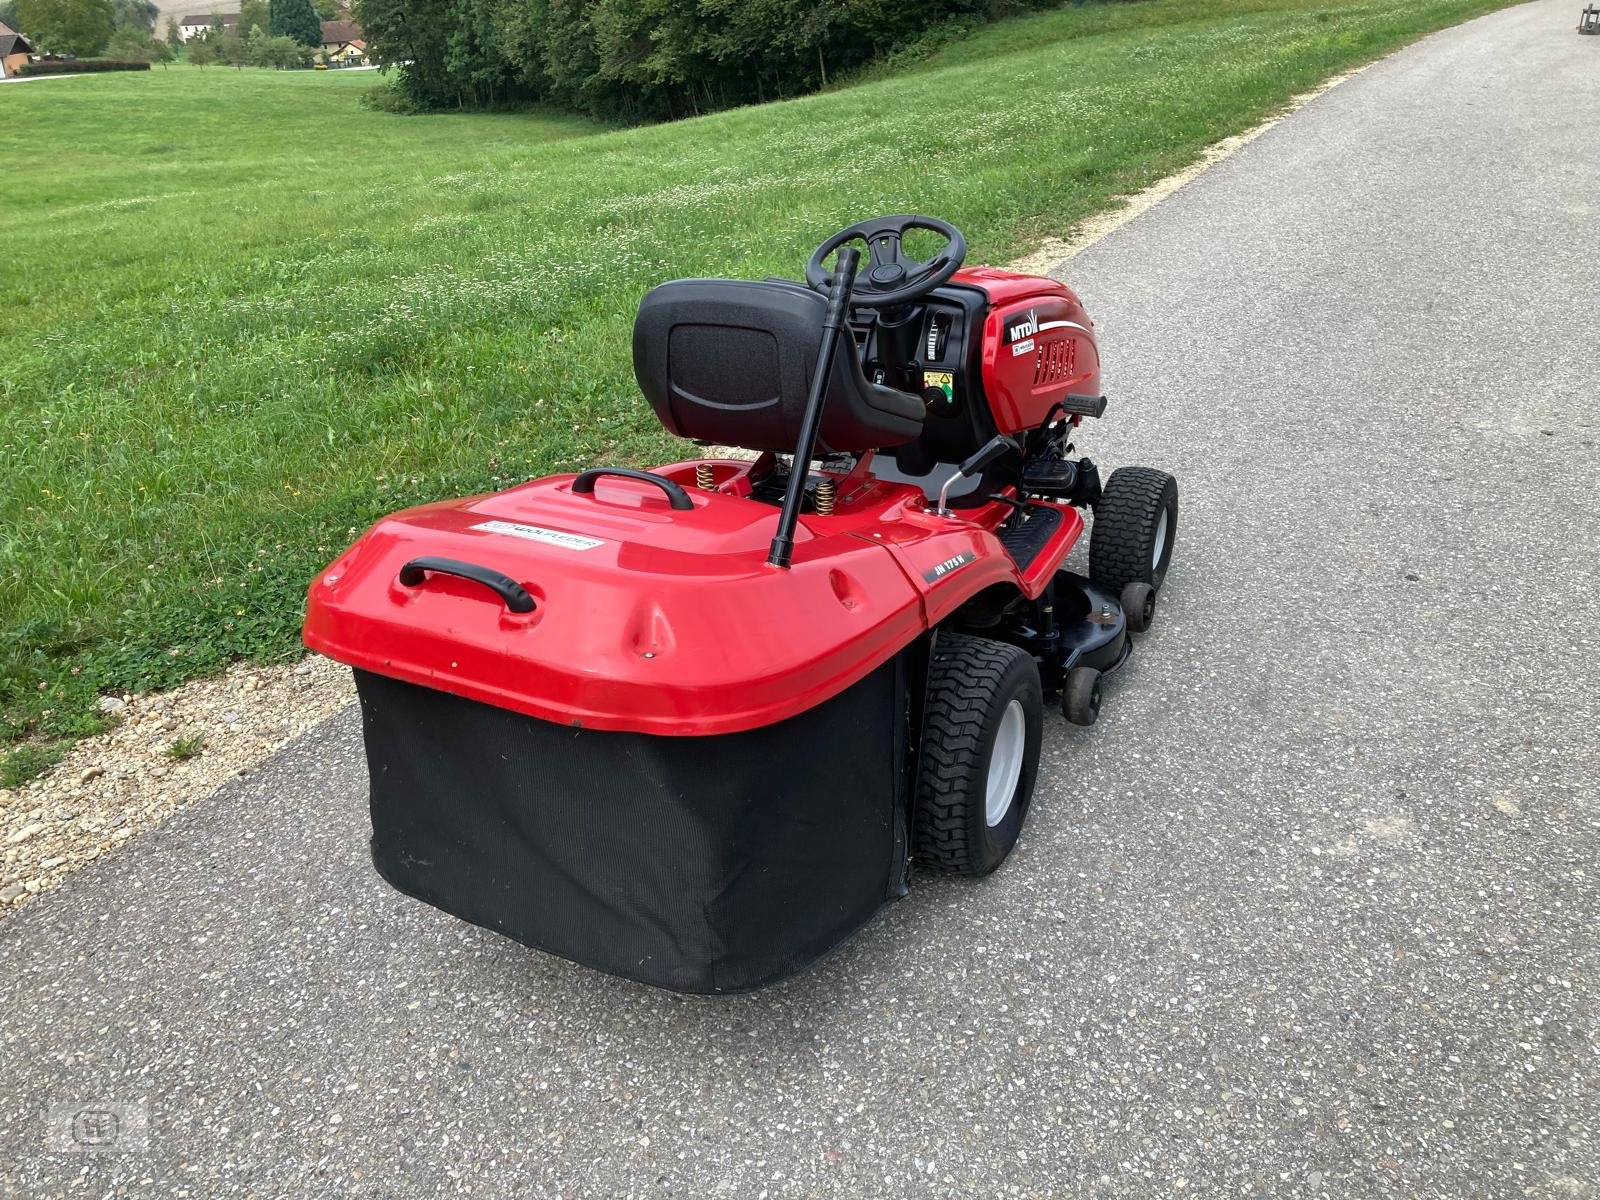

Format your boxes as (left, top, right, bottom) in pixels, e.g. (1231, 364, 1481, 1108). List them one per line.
(923, 551, 975, 583)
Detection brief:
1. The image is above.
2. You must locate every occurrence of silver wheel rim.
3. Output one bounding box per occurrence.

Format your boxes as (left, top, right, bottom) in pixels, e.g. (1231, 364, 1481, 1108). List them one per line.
(1152, 509, 1169, 572)
(985, 700, 1026, 827)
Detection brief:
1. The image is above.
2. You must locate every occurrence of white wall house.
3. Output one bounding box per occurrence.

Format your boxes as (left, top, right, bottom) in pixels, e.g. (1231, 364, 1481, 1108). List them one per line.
(178, 12, 237, 41)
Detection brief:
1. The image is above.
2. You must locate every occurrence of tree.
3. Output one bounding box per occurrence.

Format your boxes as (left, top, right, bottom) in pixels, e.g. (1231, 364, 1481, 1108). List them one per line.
(16, 0, 116, 56)
(107, 25, 172, 60)
(237, 0, 267, 38)
(312, 0, 336, 18)
(267, 0, 320, 47)
(215, 28, 247, 64)
(186, 35, 216, 63)
(110, 0, 155, 31)
(163, 14, 181, 45)
(354, 0, 999, 119)
(106, 24, 160, 56)
(259, 31, 309, 66)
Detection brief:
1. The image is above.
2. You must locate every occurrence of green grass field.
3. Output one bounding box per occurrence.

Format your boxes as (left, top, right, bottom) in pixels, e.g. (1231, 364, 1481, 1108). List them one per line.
(1, 0, 1516, 776)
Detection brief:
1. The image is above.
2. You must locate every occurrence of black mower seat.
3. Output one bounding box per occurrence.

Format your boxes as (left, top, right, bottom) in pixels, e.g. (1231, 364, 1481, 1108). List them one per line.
(633, 279, 924, 455)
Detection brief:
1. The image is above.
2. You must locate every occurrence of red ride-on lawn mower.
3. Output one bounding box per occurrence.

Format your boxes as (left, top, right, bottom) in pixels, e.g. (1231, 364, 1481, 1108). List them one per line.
(304, 215, 1178, 993)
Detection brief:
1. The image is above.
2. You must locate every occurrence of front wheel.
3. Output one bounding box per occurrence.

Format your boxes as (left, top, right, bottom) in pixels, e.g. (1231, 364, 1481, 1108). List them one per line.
(912, 633, 1043, 876)
(1090, 467, 1178, 593)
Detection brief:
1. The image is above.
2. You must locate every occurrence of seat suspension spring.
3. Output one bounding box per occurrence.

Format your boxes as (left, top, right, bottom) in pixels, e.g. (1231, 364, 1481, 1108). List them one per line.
(695, 463, 716, 490)
(814, 476, 837, 516)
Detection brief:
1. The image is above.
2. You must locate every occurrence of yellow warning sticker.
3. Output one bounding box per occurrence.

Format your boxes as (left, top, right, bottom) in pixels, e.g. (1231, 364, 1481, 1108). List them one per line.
(923, 371, 954, 401)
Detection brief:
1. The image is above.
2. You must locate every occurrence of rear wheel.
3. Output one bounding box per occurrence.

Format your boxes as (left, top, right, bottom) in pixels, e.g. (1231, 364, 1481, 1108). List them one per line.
(912, 633, 1042, 876)
(1090, 467, 1178, 592)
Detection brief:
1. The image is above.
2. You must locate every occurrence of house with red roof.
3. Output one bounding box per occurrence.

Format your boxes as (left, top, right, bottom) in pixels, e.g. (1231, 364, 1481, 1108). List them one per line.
(0, 20, 33, 78)
(319, 19, 364, 64)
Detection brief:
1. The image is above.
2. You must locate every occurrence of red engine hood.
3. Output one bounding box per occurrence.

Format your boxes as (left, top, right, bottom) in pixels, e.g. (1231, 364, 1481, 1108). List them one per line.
(304, 467, 929, 735)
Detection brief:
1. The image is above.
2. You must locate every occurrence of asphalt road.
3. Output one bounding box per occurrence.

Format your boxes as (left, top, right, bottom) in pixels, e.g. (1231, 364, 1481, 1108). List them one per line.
(4, 3, 1598, 1196)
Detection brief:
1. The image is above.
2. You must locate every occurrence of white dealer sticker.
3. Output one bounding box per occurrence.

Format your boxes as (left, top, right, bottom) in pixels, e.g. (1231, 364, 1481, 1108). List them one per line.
(470, 520, 605, 551)
(1011, 337, 1034, 357)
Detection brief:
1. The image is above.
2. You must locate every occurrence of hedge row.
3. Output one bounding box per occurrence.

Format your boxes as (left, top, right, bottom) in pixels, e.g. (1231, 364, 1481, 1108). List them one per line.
(356, 0, 1069, 121)
(17, 59, 153, 74)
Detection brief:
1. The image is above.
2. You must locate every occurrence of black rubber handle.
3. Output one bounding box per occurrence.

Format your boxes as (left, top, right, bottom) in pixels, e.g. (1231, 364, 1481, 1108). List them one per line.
(570, 467, 693, 510)
(397, 557, 535, 613)
(958, 434, 1022, 478)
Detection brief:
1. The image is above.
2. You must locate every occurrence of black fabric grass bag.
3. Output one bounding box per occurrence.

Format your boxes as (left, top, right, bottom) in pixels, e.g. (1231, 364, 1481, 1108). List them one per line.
(354, 659, 911, 993)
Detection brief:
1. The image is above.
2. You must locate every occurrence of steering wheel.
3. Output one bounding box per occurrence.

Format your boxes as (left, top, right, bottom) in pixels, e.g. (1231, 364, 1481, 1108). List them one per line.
(805, 214, 966, 309)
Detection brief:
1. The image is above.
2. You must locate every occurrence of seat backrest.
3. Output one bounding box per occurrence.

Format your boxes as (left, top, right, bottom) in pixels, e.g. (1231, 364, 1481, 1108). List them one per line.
(633, 279, 924, 455)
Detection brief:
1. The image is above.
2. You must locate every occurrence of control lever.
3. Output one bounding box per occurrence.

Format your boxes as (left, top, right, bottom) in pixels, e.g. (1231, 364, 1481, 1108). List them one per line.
(768, 246, 860, 568)
(935, 435, 1021, 516)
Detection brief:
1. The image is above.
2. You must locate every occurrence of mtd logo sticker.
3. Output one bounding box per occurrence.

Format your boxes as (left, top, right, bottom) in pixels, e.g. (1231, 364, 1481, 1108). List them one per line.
(923, 551, 975, 583)
(1006, 307, 1041, 357)
(1004, 303, 1091, 349)
(1007, 308, 1039, 343)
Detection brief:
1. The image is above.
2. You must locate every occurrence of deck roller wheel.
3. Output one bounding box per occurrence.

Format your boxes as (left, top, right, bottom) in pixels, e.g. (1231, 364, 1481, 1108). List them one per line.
(1090, 466, 1178, 593)
(912, 633, 1042, 876)
(1063, 666, 1103, 727)
(1121, 580, 1156, 634)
